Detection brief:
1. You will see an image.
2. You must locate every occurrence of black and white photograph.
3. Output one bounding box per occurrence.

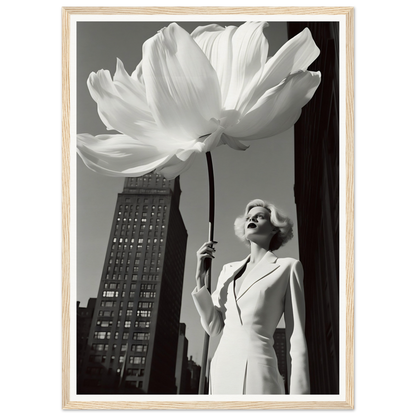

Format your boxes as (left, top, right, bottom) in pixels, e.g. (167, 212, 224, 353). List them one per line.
(64, 7, 352, 409)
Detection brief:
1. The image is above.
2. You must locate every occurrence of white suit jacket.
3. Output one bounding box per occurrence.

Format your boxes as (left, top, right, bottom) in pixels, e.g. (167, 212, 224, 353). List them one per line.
(192, 251, 310, 394)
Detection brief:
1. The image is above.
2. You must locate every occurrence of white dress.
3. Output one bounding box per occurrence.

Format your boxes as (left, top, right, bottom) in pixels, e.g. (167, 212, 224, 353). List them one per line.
(192, 251, 310, 395)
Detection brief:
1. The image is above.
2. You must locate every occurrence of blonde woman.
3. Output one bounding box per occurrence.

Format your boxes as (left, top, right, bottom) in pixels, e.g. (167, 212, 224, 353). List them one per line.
(192, 199, 309, 394)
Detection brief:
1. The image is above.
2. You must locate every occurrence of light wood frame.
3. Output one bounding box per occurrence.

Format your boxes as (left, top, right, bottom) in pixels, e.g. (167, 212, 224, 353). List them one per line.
(62, 6, 354, 410)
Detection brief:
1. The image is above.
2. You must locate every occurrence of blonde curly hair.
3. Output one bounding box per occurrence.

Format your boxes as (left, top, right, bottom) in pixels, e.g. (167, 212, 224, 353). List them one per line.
(234, 199, 294, 251)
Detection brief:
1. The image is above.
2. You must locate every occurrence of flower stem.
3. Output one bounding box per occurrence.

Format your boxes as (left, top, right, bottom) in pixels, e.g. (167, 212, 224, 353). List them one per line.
(205, 151, 215, 272)
(198, 151, 215, 394)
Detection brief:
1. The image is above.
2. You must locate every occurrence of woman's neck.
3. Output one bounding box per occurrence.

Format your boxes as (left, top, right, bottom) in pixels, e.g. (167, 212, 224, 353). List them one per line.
(248, 243, 270, 264)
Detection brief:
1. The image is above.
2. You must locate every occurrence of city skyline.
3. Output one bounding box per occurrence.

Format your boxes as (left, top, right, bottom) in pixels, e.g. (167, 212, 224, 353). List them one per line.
(77, 20, 300, 364)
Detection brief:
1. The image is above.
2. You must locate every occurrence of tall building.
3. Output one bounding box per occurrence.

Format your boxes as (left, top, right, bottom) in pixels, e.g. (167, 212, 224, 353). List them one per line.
(273, 328, 288, 393)
(78, 173, 188, 394)
(77, 298, 96, 387)
(175, 323, 189, 394)
(288, 21, 340, 394)
(187, 356, 208, 394)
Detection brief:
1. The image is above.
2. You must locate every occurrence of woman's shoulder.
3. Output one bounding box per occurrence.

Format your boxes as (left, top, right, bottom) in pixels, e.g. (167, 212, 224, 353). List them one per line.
(277, 257, 302, 267)
(278, 257, 304, 281)
(277, 256, 299, 262)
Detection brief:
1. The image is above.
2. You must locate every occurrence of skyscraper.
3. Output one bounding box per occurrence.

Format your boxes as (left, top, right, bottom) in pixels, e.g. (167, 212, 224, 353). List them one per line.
(175, 323, 189, 394)
(78, 173, 188, 394)
(77, 298, 96, 388)
(273, 328, 288, 394)
(289, 21, 340, 394)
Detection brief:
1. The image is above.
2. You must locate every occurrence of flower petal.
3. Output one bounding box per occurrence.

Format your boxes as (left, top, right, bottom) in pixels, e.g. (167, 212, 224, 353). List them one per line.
(222, 21, 269, 113)
(77, 133, 171, 177)
(175, 124, 226, 161)
(142, 23, 222, 141)
(113, 59, 152, 120)
(156, 153, 198, 180)
(226, 71, 321, 140)
(191, 24, 237, 108)
(221, 134, 250, 151)
(244, 28, 320, 115)
(87, 64, 159, 142)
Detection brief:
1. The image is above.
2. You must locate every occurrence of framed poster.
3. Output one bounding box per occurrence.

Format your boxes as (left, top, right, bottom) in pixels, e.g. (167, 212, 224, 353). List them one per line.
(62, 6, 354, 410)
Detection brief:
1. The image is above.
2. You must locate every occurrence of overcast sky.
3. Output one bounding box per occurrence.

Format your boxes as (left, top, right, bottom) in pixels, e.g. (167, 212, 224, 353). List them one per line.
(76, 20, 300, 363)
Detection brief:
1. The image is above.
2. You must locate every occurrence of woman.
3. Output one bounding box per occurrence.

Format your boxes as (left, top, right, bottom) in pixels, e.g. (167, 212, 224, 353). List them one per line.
(192, 199, 309, 395)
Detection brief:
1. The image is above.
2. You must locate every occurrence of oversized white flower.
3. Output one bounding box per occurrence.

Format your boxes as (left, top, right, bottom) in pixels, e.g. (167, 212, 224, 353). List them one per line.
(77, 22, 321, 179)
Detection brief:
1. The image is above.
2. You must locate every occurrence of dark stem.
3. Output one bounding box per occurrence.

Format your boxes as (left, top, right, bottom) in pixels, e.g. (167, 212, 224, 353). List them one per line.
(198, 151, 215, 394)
(204, 151, 215, 273)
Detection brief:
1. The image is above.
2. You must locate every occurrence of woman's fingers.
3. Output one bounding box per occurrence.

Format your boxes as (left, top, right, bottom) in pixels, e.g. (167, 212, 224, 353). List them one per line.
(199, 246, 215, 254)
(197, 241, 218, 253)
(200, 249, 215, 256)
(195, 241, 218, 280)
(196, 241, 218, 277)
(197, 249, 216, 260)
(197, 251, 215, 260)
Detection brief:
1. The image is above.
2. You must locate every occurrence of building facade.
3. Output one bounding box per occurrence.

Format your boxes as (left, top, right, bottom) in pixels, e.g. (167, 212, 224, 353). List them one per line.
(187, 357, 208, 394)
(77, 298, 96, 388)
(273, 328, 288, 394)
(78, 173, 188, 394)
(175, 323, 189, 394)
(288, 21, 340, 394)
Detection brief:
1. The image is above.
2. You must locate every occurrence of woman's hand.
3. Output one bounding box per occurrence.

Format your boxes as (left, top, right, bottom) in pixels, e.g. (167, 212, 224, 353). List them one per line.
(195, 241, 217, 289)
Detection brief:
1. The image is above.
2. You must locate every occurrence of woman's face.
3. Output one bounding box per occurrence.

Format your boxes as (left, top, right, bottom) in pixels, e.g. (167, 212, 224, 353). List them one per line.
(244, 207, 277, 243)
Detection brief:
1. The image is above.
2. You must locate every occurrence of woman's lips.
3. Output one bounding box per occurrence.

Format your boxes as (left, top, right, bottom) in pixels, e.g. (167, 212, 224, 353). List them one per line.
(247, 223, 257, 229)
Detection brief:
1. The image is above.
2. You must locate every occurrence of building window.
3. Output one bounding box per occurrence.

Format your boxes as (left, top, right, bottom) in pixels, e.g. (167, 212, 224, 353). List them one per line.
(103, 291, 111, 298)
(133, 332, 150, 341)
(94, 331, 111, 340)
(92, 344, 108, 352)
(135, 320, 150, 329)
(105, 283, 119, 290)
(100, 301, 116, 308)
(98, 310, 114, 317)
(131, 344, 148, 353)
(137, 310, 152, 318)
(141, 284, 156, 290)
(97, 320, 112, 328)
(139, 291, 156, 298)
(129, 356, 146, 365)
(138, 302, 153, 309)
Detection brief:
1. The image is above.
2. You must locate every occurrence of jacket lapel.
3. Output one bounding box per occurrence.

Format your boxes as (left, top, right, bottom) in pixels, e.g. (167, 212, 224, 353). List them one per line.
(235, 251, 280, 301)
(224, 255, 250, 281)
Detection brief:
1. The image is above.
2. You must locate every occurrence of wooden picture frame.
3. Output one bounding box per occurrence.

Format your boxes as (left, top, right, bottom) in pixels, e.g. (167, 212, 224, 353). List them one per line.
(62, 6, 354, 410)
